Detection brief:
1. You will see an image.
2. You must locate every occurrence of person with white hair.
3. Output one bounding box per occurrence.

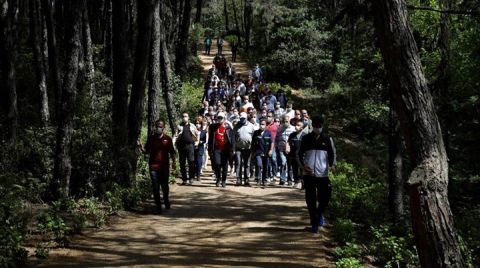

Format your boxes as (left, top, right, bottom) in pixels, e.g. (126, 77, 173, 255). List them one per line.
(233, 112, 255, 186)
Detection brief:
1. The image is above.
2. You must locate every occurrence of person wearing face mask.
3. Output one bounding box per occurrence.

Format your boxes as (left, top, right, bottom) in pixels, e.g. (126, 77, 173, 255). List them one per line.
(265, 111, 280, 182)
(208, 112, 234, 187)
(233, 112, 255, 186)
(301, 109, 313, 134)
(275, 115, 295, 186)
(138, 120, 176, 214)
(299, 115, 337, 233)
(252, 118, 274, 186)
(175, 113, 199, 185)
(285, 103, 295, 120)
(194, 117, 208, 181)
(287, 121, 306, 189)
(274, 101, 285, 119)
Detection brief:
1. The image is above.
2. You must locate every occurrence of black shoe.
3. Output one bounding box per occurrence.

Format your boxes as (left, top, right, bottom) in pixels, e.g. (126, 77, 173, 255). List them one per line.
(221, 181, 226, 188)
(235, 179, 241, 186)
(244, 182, 251, 187)
(279, 181, 285, 186)
(216, 181, 220, 187)
(165, 202, 171, 210)
(188, 179, 193, 185)
(181, 181, 187, 185)
(155, 208, 162, 214)
(287, 181, 293, 186)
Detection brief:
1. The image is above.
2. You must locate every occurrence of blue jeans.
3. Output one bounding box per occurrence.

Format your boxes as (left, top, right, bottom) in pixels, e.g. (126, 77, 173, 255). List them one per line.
(150, 169, 170, 210)
(194, 146, 205, 178)
(255, 153, 269, 183)
(277, 149, 288, 182)
(267, 149, 277, 178)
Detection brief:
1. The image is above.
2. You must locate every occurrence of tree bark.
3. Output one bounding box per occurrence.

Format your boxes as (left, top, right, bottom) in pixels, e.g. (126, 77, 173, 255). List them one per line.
(160, 3, 177, 135)
(372, 0, 466, 267)
(82, 1, 95, 105)
(103, 0, 112, 78)
(194, 0, 202, 24)
(41, 0, 61, 123)
(148, 0, 161, 136)
(388, 97, 404, 225)
(243, 0, 253, 51)
(29, 0, 50, 125)
(223, 0, 229, 32)
(127, 0, 156, 181)
(0, 0, 19, 148)
(231, 0, 240, 35)
(52, 0, 82, 199)
(112, 0, 130, 186)
(174, 0, 191, 76)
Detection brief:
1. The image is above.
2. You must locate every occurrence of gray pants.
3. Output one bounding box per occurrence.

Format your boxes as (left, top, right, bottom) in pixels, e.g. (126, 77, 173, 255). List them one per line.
(235, 149, 251, 183)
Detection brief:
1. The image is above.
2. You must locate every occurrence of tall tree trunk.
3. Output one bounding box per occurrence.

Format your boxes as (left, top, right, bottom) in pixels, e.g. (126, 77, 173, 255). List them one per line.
(436, 0, 451, 161)
(194, 0, 202, 24)
(52, 0, 82, 199)
(127, 0, 156, 182)
(29, 0, 50, 125)
(41, 0, 61, 123)
(160, 3, 177, 135)
(112, 0, 130, 186)
(82, 2, 95, 104)
(0, 0, 19, 148)
(372, 0, 466, 267)
(174, 0, 191, 76)
(388, 96, 404, 225)
(103, 0, 112, 78)
(231, 0, 240, 34)
(223, 0, 229, 32)
(148, 0, 161, 136)
(243, 0, 253, 51)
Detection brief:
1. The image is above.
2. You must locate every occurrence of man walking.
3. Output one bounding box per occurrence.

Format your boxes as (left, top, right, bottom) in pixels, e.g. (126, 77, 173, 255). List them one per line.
(208, 112, 234, 187)
(233, 112, 255, 186)
(175, 113, 199, 185)
(299, 115, 336, 233)
(276, 115, 295, 185)
(139, 120, 176, 213)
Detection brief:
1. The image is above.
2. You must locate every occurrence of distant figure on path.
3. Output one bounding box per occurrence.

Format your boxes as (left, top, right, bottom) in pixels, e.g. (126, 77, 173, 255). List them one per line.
(204, 35, 212, 55)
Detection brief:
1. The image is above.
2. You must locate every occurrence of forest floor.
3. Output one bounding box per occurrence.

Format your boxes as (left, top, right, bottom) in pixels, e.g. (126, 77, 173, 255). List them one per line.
(28, 42, 335, 268)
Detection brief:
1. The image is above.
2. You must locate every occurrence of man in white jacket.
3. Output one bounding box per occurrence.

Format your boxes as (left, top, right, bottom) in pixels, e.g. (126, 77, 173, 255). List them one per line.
(299, 115, 336, 233)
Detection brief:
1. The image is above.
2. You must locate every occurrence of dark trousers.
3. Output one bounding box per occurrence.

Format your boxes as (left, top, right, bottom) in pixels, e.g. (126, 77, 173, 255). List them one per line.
(255, 153, 269, 184)
(194, 146, 205, 178)
(290, 156, 302, 183)
(150, 169, 170, 210)
(213, 149, 229, 183)
(235, 149, 251, 183)
(178, 143, 195, 182)
(232, 51, 237, 62)
(303, 176, 332, 228)
(205, 44, 211, 55)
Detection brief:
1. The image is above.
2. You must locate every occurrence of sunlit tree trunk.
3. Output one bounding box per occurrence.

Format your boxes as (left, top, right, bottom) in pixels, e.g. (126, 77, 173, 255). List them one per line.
(148, 0, 161, 136)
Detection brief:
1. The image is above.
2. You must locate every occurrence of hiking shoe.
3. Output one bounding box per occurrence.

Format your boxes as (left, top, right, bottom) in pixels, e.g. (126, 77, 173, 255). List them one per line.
(319, 214, 326, 227)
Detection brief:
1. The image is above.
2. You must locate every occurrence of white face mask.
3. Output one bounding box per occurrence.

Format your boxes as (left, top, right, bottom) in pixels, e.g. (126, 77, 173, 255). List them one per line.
(183, 117, 189, 123)
(154, 127, 164, 135)
(260, 125, 266, 130)
(196, 124, 202, 129)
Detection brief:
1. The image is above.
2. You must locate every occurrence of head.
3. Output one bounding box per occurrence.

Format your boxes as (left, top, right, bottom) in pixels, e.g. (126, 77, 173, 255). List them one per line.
(311, 115, 324, 134)
(259, 119, 267, 130)
(153, 120, 165, 135)
(239, 112, 248, 125)
(243, 95, 250, 103)
(294, 110, 302, 119)
(195, 116, 204, 130)
(266, 112, 274, 124)
(282, 115, 290, 125)
(216, 112, 226, 124)
(295, 121, 304, 132)
(286, 103, 293, 111)
(301, 109, 309, 119)
(182, 113, 190, 123)
(275, 102, 281, 109)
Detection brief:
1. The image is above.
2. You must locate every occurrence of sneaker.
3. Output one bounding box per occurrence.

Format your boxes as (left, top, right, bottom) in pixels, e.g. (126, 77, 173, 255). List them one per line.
(287, 181, 293, 186)
(221, 181, 226, 188)
(188, 179, 193, 185)
(319, 214, 325, 227)
(165, 202, 171, 210)
(244, 182, 251, 187)
(181, 181, 187, 185)
(235, 178, 241, 186)
(215, 181, 220, 187)
(279, 181, 285, 186)
(311, 225, 319, 234)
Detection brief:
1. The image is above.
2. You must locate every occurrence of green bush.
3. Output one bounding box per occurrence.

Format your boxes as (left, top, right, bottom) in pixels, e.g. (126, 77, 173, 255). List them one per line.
(332, 219, 357, 245)
(369, 225, 418, 268)
(335, 257, 363, 268)
(82, 198, 107, 228)
(334, 242, 363, 260)
(34, 244, 49, 259)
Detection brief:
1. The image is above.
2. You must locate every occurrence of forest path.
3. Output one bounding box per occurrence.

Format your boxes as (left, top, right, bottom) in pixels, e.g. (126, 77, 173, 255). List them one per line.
(30, 39, 335, 268)
(198, 39, 251, 78)
(33, 167, 334, 267)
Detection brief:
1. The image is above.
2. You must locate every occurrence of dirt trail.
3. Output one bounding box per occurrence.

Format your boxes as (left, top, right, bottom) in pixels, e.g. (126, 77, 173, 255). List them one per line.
(198, 39, 251, 78)
(30, 39, 335, 268)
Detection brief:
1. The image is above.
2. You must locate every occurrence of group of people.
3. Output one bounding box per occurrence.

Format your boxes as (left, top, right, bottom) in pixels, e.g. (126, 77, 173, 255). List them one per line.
(140, 40, 337, 234)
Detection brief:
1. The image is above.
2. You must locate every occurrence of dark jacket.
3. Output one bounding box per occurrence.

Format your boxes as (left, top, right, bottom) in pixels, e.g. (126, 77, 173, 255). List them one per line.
(299, 131, 335, 178)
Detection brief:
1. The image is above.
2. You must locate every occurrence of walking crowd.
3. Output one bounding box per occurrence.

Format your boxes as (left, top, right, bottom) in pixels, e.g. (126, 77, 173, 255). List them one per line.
(140, 36, 337, 233)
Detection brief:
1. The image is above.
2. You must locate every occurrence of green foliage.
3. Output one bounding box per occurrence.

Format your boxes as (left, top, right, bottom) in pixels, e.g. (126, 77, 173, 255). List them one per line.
(332, 219, 357, 245)
(369, 225, 418, 268)
(0, 174, 28, 267)
(34, 244, 49, 259)
(37, 201, 71, 247)
(334, 242, 363, 260)
(82, 198, 107, 228)
(335, 257, 363, 268)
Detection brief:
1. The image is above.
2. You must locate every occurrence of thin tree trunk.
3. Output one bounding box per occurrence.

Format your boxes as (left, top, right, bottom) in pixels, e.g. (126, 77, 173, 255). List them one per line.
(82, 2, 95, 104)
(194, 0, 202, 24)
(112, 0, 130, 186)
(174, 0, 191, 76)
(0, 0, 19, 148)
(160, 3, 177, 135)
(127, 0, 156, 181)
(41, 0, 61, 123)
(52, 0, 82, 199)
(148, 0, 161, 136)
(223, 0, 229, 31)
(243, 0, 253, 51)
(103, 0, 112, 78)
(30, 0, 50, 125)
(372, 0, 466, 267)
(231, 0, 240, 34)
(388, 96, 404, 225)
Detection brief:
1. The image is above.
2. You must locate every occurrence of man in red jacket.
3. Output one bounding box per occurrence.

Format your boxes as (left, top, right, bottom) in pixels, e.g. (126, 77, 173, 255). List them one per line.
(139, 120, 176, 214)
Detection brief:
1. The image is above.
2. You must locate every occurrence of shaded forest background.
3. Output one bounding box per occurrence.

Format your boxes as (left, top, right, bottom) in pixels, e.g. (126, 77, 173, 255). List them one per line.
(0, 0, 479, 267)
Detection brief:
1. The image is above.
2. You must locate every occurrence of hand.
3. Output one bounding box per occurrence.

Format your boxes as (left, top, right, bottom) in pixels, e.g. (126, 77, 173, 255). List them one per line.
(303, 166, 313, 176)
(268, 150, 273, 157)
(330, 165, 337, 175)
